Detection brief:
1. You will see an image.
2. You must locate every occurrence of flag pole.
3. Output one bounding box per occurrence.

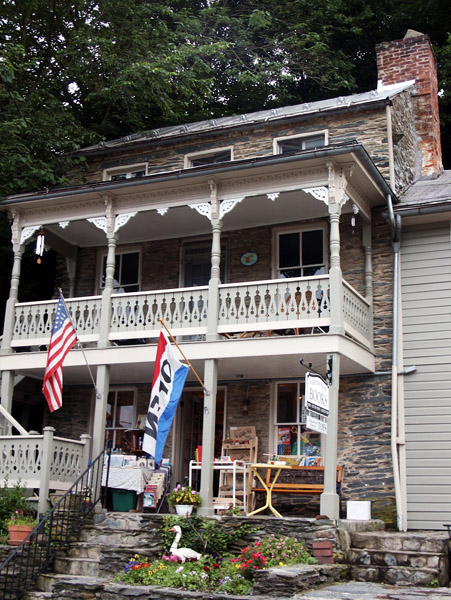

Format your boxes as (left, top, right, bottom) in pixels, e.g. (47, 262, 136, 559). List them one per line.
(158, 318, 210, 395)
(58, 290, 102, 399)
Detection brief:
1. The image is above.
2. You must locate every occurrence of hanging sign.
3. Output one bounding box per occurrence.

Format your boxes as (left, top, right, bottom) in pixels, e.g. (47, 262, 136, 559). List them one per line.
(306, 414, 328, 434)
(305, 372, 329, 418)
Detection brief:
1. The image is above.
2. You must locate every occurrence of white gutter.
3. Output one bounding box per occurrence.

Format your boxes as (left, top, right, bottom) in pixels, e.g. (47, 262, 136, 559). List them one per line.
(387, 195, 407, 531)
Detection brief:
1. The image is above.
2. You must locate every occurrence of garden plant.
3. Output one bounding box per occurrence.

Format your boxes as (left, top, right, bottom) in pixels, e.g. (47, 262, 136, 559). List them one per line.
(114, 516, 316, 595)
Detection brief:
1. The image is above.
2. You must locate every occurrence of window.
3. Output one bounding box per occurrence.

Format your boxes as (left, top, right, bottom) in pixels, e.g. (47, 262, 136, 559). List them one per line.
(184, 147, 233, 168)
(101, 250, 140, 292)
(276, 228, 325, 278)
(105, 389, 136, 451)
(103, 163, 147, 181)
(274, 382, 321, 459)
(274, 132, 327, 155)
(182, 241, 227, 287)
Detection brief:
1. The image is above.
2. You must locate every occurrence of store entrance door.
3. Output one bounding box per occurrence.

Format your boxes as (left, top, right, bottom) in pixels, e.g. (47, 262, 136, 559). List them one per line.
(173, 389, 225, 487)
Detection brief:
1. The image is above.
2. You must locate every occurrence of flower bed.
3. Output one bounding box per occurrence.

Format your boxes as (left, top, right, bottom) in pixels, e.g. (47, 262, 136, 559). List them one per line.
(114, 517, 316, 596)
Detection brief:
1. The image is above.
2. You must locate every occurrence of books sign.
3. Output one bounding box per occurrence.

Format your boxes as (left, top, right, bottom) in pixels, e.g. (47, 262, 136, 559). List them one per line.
(306, 414, 328, 435)
(305, 373, 329, 417)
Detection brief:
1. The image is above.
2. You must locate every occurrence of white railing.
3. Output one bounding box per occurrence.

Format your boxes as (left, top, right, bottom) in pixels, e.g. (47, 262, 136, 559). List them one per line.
(218, 276, 330, 334)
(0, 427, 90, 515)
(343, 281, 371, 345)
(109, 286, 209, 340)
(10, 276, 372, 347)
(11, 296, 102, 346)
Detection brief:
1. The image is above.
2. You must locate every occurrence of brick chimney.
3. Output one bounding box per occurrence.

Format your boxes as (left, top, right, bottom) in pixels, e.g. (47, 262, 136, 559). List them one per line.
(376, 30, 442, 176)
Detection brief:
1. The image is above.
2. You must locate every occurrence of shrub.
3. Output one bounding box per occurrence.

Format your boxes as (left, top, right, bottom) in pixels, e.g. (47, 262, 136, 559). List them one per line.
(114, 522, 316, 595)
(0, 478, 36, 538)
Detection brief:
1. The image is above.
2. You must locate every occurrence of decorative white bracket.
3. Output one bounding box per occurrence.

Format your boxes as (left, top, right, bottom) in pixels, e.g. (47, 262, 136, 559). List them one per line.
(59, 221, 70, 229)
(190, 197, 244, 221)
(87, 212, 137, 234)
(20, 225, 41, 245)
(304, 187, 329, 205)
(267, 193, 279, 202)
(156, 208, 168, 216)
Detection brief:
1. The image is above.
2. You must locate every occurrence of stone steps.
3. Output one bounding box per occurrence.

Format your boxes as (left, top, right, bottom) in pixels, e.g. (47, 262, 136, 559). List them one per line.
(347, 530, 450, 587)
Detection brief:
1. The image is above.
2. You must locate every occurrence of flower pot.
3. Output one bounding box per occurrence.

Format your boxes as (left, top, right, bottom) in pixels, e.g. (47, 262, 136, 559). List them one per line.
(175, 504, 193, 517)
(8, 524, 34, 546)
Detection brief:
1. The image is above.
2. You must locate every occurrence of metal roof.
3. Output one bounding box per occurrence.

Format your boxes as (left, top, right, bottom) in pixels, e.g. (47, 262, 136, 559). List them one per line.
(77, 81, 415, 155)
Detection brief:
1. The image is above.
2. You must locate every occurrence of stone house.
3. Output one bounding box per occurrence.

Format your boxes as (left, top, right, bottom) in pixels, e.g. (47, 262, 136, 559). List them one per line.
(0, 30, 448, 530)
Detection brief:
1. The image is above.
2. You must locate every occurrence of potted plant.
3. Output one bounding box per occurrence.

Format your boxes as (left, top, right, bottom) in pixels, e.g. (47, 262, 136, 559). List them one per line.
(167, 485, 201, 517)
(6, 510, 37, 546)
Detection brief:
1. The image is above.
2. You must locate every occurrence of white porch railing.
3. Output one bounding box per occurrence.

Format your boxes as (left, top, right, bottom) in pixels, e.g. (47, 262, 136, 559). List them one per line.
(10, 275, 371, 348)
(218, 275, 330, 334)
(0, 427, 91, 515)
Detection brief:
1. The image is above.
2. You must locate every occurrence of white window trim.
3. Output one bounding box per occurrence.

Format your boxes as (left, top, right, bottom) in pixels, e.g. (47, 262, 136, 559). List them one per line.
(97, 246, 142, 294)
(272, 223, 328, 279)
(273, 130, 328, 155)
(103, 162, 148, 181)
(184, 146, 234, 169)
(271, 380, 322, 460)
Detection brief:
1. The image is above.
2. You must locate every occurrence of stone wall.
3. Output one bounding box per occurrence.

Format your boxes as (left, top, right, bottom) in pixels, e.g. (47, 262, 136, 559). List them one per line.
(76, 105, 400, 187)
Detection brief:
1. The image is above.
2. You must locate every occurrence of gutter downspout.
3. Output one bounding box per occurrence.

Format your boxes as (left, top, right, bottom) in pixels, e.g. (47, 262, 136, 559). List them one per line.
(387, 194, 407, 531)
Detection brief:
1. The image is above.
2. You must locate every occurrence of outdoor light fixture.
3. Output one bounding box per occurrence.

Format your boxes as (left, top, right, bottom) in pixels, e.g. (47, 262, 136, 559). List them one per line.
(35, 229, 45, 264)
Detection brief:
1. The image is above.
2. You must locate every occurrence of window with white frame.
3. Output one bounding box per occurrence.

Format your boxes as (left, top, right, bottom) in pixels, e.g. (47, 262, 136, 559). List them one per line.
(274, 381, 321, 459)
(105, 388, 137, 451)
(100, 250, 140, 292)
(276, 228, 325, 279)
(103, 163, 147, 181)
(274, 132, 327, 155)
(184, 147, 233, 168)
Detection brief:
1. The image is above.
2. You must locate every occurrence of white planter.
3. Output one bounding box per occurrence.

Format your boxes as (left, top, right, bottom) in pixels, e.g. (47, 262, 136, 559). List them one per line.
(175, 504, 194, 517)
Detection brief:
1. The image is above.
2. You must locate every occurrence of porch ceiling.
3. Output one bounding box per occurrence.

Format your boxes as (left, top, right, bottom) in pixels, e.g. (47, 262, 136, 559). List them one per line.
(5, 335, 375, 387)
(2, 145, 390, 251)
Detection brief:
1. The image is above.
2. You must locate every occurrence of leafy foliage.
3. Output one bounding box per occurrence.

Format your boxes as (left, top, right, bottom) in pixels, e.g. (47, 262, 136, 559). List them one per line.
(0, 477, 36, 537)
(2, 0, 450, 202)
(115, 526, 316, 595)
(161, 515, 256, 555)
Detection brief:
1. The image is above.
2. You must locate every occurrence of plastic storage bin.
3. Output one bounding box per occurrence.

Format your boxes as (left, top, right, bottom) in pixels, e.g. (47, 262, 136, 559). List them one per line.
(112, 489, 137, 512)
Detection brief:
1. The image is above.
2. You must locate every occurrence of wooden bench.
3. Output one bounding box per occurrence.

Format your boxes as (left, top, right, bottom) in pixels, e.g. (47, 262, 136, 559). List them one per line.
(252, 465, 344, 514)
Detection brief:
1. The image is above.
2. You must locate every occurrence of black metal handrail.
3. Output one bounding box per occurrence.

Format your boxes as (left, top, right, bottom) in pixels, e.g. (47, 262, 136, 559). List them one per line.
(0, 442, 110, 600)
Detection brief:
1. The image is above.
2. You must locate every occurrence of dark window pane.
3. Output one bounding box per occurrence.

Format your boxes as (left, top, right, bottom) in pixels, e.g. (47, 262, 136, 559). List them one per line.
(190, 150, 231, 167)
(302, 230, 323, 266)
(130, 170, 145, 178)
(279, 232, 300, 268)
(277, 383, 297, 422)
(120, 252, 139, 286)
(303, 135, 326, 150)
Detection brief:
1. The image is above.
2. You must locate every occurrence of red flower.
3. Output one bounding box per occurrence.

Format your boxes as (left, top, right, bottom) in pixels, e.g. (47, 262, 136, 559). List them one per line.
(212, 563, 220, 569)
(203, 566, 210, 572)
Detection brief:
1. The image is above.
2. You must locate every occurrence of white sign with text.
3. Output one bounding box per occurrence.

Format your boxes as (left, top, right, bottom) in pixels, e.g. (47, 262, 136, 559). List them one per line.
(306, 414, 328, 435)
(305, 372, 330, 418)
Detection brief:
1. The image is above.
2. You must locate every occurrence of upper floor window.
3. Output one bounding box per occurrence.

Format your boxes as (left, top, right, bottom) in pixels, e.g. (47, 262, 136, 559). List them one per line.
(100, 250, 140, 293)
(274, 132, 327, 155)
(103, 163, 147, 181)
(184, 147, 233, 168)
(276, 228, 325, 279)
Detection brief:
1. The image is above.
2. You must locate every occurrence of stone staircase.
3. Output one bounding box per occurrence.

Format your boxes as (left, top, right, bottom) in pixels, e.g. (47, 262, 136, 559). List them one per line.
(15, 513, 450, 598)
(346, 529, 450, 587)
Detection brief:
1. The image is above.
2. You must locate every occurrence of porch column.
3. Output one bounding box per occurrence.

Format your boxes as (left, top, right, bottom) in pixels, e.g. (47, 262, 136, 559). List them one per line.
(98, 231, 117, 348)
(198, 358, 218, 515)
(1, 242, 24, 354)
(91, 365, 110, 460)
(320, 352, 340, 519)
(328, 203, 344, 334)
(206, 183, 222, 342)
(0, 372, 16, 435)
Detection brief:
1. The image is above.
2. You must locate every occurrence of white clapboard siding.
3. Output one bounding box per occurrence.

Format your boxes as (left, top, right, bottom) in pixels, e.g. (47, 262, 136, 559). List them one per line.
(401, 221, 451, 530)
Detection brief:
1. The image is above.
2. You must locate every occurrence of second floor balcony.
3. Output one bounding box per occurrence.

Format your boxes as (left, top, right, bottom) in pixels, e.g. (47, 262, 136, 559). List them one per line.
(10, 274, 371, 350)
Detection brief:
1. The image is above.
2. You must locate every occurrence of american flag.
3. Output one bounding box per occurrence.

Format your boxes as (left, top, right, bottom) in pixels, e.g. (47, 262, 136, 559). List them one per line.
(42, 295, 78, 412)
